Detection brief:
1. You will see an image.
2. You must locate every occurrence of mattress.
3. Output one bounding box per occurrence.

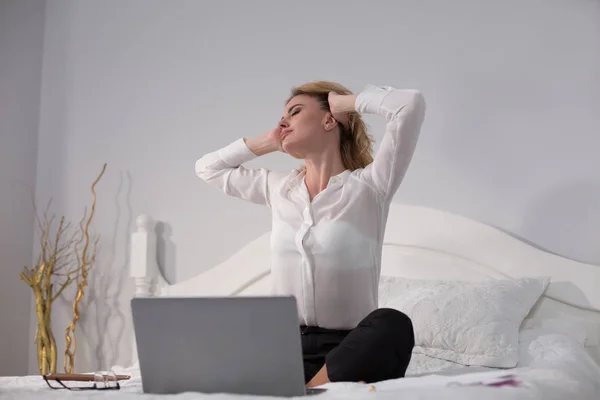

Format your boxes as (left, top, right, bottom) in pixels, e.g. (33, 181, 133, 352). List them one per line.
(2, 327, 599, 399)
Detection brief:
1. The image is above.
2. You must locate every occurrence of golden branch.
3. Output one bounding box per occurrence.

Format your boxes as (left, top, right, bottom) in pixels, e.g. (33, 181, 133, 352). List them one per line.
(19, 163, 107, 376)
(64, 163, 107, 374)
(51, 277, 73, 303)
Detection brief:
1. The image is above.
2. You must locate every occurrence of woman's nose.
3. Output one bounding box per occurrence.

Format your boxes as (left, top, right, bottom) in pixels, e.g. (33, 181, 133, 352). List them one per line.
(278, 119, 289, 129)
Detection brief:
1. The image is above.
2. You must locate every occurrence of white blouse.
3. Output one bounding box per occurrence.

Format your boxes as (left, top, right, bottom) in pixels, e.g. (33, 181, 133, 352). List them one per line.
(195, 85, 426, 330)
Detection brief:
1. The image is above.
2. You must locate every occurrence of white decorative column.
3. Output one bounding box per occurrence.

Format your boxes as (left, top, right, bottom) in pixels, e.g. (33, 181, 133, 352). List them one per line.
(130, 214, 159, 297)
(129, 214, 159, 368)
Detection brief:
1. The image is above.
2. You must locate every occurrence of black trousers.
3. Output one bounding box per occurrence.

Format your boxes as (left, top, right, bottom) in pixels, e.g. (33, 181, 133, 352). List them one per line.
(301, 308, 415, 384)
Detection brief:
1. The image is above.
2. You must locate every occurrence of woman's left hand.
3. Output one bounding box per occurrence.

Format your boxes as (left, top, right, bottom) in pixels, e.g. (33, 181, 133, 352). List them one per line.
(327, 92, 356, 127)
(328, 92, 357, 113)
(328, 92, 357, 129)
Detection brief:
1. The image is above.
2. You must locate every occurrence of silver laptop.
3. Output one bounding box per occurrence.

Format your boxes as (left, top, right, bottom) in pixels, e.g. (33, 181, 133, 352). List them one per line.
(131, 296, 324, 397)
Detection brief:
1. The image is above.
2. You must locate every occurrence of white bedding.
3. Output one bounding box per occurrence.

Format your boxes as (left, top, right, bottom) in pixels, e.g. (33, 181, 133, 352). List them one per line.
(3, 327, 599, 399)
(405, 353, 472, 377)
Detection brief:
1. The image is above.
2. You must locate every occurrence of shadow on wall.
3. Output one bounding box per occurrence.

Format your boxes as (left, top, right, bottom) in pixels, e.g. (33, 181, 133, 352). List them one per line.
(156, 221, 177, 285)
(76, 170, 134, 371)
(518, 178, 600, 266)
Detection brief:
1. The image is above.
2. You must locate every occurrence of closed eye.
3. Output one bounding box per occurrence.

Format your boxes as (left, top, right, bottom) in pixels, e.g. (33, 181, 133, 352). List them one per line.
(287, 103, 303, 117)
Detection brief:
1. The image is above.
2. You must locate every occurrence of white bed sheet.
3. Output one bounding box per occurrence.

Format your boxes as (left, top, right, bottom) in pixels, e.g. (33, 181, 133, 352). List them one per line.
(2, 328, 599, 400)
(405, 353, 475, 376)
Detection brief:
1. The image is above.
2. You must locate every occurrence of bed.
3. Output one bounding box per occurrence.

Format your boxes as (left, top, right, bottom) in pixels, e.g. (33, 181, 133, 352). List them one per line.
(3, 202, 600, 399)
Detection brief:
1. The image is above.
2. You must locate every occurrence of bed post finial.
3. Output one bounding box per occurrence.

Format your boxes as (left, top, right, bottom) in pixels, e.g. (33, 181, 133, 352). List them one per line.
(130, 214, 159, 296)
(136, 214, 154, 232)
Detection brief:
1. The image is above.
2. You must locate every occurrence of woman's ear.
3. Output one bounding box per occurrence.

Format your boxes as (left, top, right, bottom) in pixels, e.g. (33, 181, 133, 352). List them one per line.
(323, 113, 338, 131)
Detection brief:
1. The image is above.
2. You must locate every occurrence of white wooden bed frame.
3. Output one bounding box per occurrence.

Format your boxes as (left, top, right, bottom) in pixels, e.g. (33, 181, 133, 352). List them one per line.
(129, 202, 600, 367)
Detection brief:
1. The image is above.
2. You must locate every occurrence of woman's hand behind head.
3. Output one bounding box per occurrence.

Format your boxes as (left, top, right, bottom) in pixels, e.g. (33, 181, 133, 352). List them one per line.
(328, 92, 357, 130)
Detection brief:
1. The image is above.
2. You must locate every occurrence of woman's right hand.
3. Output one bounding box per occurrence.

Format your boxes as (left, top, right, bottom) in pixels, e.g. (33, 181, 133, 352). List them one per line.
(266, 126, 284, 153)
(245, 127, 284, 156)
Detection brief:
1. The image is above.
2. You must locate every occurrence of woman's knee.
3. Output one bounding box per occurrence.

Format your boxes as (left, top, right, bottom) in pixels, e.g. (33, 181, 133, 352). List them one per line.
(325, 308, 415, 383)
(362, 308, 414, 344)
(363, 308, 412, 327)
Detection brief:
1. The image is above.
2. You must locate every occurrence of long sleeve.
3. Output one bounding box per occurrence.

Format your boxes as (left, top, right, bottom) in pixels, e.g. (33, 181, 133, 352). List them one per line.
(195, 138, 286, 207)
(355, 85, 426, 202)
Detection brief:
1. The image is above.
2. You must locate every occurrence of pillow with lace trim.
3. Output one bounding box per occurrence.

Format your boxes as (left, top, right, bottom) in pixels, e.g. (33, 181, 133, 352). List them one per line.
(378, 276, 550, 368)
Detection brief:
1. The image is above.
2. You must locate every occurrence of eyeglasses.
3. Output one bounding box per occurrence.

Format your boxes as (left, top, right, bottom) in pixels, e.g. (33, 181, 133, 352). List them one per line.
(43, 370, 123, 391)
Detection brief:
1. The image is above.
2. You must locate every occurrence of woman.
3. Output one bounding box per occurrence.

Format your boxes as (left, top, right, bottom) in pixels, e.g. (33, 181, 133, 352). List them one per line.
(195, 81, 426, 387)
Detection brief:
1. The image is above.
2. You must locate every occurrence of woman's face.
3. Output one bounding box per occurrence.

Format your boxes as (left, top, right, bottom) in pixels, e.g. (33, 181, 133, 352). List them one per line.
(279, 94, 335, 158)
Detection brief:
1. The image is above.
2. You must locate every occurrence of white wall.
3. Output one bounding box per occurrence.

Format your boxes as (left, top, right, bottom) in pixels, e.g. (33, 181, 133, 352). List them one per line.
(18, 0, 600, 373)
(0, 0, 45, 376)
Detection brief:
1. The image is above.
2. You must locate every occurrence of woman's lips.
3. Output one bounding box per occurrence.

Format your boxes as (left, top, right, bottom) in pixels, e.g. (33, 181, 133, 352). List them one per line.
(281, 129, 293, 140)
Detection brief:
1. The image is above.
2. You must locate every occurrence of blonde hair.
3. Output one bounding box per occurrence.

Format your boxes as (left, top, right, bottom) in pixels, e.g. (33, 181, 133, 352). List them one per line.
(287, 81, 374, 171)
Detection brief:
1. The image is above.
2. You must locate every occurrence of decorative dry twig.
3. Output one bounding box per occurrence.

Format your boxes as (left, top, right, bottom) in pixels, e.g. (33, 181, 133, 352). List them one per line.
(64, 163, 107, 374)
(19, 163, 107, 376)
(20, 213, 81, 375)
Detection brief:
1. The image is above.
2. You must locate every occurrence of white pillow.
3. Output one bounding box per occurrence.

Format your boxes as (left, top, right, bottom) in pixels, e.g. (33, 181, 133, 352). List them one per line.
(378, 276, 550, 368)
(522, 314, 599, 347)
